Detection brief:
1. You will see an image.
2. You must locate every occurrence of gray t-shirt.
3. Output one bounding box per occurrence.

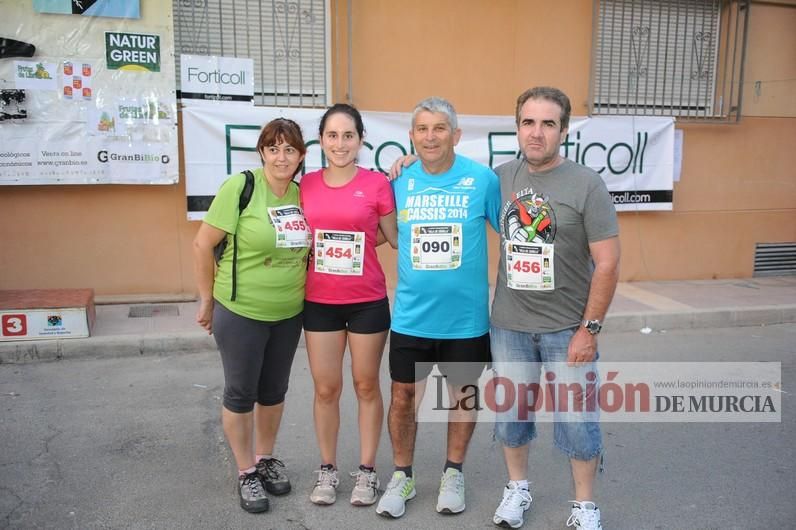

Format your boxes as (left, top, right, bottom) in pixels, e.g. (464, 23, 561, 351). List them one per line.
(491, 158, 618, 333)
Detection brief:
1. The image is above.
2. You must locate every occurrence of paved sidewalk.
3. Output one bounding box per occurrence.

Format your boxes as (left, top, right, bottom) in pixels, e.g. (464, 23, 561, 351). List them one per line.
(1, 276, 795, 363)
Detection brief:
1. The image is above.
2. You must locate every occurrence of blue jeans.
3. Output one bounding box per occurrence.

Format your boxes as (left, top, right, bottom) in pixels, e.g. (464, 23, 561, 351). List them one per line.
(490, 325, 602, 461)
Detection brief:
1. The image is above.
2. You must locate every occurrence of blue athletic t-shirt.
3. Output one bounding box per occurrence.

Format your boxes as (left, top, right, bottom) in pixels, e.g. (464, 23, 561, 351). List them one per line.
(391, 155, 501, 339)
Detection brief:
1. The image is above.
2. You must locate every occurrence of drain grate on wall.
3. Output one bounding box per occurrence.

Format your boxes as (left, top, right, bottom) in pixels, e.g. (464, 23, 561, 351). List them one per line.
(128, 304, 180, 318)
(754, 243, 796, 277)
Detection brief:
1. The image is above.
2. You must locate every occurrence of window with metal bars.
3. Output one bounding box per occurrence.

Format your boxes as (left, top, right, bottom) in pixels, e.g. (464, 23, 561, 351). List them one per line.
(173, 0, 329, 108)
(591, 0, 750, 121)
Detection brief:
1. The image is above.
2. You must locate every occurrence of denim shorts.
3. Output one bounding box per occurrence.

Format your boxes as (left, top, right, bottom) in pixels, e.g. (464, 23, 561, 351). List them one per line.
(490, 324, 602, 461)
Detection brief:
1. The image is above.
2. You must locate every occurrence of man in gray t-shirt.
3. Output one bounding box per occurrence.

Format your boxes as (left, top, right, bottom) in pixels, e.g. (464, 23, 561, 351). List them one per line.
(490, 87, 620, 530)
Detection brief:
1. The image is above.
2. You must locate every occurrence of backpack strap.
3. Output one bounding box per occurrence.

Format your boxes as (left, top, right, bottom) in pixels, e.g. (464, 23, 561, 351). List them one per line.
(229, 170, 255, 302)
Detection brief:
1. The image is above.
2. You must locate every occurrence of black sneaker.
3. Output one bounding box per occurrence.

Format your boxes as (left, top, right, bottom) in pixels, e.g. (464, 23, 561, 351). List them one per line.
(239, 471, 269, 513)
(256, 457, 292, 496)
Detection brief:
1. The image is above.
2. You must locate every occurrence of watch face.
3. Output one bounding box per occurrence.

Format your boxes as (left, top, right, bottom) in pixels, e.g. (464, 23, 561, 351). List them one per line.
(585, 320, 602, 334)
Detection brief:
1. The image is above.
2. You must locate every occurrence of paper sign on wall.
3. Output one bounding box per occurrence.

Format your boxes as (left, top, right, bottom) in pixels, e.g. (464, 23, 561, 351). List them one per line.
(105, 32, 160, 72)
(14, 61, 57, 90)
(34, 0, 141, 19)
(62, 61, 93, 100)
(180, 55, 254, 103)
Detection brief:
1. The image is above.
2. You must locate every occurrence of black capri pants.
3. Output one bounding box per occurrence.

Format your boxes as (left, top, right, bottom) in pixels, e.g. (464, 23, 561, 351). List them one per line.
(212, 301, 303, 413)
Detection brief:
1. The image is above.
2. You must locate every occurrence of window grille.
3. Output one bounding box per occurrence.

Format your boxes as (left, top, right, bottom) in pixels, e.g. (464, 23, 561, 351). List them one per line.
(591, 0, 750, 121)
(173, 0, 329, 107)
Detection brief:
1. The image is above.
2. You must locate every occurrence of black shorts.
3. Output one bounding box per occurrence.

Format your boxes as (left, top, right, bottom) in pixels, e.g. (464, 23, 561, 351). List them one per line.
(389, 330, 491, 385)
(303, 297, 390, 334)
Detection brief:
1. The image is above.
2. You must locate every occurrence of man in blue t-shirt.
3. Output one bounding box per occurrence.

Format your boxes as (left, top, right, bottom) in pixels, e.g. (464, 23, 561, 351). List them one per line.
(375, 97, 501, 520)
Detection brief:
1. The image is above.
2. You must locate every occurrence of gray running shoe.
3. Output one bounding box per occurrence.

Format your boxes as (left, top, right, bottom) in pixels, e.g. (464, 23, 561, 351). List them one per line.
(375, 471, 416, 518)
(493, 483, 532, 528)
(436, 467, 466, 514)
(256, 457, 291, 495)
(350, 468, 380, 506)
(238, 471, 269, 513)
(310, 466, 339, 505)
(566, 501, 602, 530)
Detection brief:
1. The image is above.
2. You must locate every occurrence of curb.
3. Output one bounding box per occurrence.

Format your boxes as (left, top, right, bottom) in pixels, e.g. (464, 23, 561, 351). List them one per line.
(0, 332, 216, 364)
(605, 304, 796, 333)
(1, 306, 794, 364)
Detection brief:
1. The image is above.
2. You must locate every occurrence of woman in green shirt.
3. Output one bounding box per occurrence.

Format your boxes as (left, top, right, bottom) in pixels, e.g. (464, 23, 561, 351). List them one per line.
(192, 118, 310, 514)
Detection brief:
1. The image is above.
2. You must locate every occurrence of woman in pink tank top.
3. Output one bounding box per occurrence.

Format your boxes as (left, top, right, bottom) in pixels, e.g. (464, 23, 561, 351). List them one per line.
(299, 104, 398, 506)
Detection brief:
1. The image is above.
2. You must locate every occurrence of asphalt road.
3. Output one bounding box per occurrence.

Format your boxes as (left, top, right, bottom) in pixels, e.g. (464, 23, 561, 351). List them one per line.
(1, 324, 794, 529)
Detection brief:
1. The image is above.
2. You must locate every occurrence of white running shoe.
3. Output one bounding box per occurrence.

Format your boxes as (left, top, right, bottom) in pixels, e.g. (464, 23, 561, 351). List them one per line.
(566, 500, 602, 529)
(375, 471, 416, 518)
(493, 483, 532, 528)
(436, 467, 466, 514)
(309, 466, 339, 505)
(349, 468, 380, 506)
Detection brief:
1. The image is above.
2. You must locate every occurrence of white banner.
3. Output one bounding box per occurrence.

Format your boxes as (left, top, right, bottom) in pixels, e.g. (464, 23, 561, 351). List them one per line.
(183, 104, 674, 219)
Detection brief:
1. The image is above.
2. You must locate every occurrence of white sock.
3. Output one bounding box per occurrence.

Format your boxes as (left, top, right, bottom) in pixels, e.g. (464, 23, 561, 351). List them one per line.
(508, 479, 529, 490)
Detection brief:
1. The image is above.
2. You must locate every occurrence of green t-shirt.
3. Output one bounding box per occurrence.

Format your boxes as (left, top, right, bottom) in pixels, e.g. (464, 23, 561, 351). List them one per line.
(204, 168, 308, 321)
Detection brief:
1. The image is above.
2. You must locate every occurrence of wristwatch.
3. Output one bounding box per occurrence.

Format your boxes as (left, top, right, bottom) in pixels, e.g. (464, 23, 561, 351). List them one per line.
(582, 319, 603, 335)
